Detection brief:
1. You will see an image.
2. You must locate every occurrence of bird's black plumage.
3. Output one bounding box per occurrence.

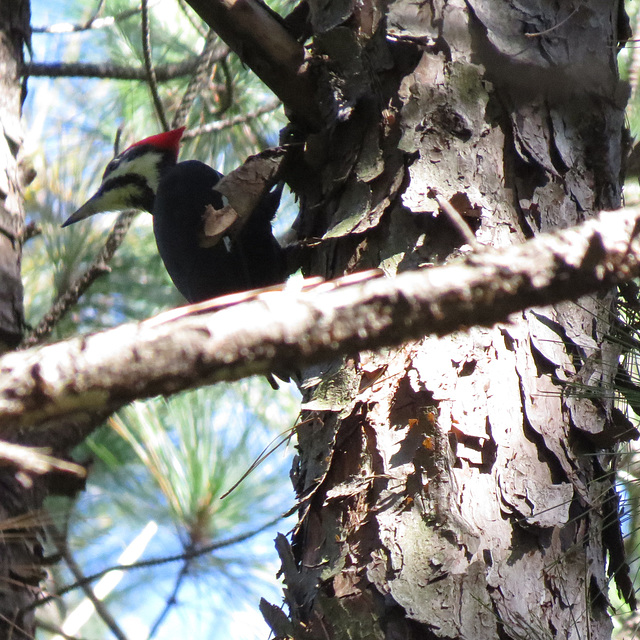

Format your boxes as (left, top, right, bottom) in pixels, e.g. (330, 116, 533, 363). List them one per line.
(63, 128, 286, 304)
(63, 129, 291, 387)
(153, 160, 286, 303)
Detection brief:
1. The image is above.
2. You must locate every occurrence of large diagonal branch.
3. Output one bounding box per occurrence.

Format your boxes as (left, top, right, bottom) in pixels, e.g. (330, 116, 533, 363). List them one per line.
(185, 0, 322, 130)
(3, 206, 640, 447)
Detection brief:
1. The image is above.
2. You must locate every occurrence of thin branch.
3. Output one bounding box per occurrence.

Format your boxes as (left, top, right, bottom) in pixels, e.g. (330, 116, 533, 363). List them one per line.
(24, 58, 203, 82)
(31, 4, 148, 34)
(20, 210, 138, 349)
(146, 552, 192, 639)
(51, 525, 129, 640)
(220, 424, 296, 500)
(141, 0, 169, 131)
(21, 221, 42, 243)
(432, 191, 479, 250)
(172, 29, 221, 129)
(27, 515, 283, 612)
(176, 0, 209, 38)
(523, 6, 580, 38)
(182, 100, 281, 138)
(210, 55, 233, 117)
(85, 0, 107, 30)
(6, 206, 640, 439)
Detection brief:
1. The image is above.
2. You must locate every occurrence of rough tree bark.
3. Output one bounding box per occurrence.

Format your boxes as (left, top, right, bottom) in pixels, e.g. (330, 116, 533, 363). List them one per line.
(5, 206, 640, 443)
(0, 2, 43, 638)
(1, 0, 635, 637)
(260, 2, 636, 639)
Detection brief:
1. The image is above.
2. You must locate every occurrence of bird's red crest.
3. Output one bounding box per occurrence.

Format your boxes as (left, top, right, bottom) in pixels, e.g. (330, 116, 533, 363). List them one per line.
(128, 126, 185, 160)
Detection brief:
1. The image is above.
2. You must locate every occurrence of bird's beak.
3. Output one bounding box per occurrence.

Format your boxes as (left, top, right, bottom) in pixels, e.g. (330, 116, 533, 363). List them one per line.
(61, 193, 105, 227)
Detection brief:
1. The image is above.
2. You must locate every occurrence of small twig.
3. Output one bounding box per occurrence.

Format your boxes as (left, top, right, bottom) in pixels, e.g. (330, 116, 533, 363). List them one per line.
(26, 514, 283, 612)
(2, 610, 39, 640)
(21, 221, 42, 243)
(220, 425, 295, 499)
(51, 525, 129, 640)
(211, 56, 233, 118)
(146, 552, 193, 639)
(182, 101, 282, 139)
(31, 3, 149, 34)
(20, 210, 138, 348)
(524, 6, 580, 38)
(141, 0, 169, 131)
(86, 0, 107, 28)
(431, 191, 479, 250)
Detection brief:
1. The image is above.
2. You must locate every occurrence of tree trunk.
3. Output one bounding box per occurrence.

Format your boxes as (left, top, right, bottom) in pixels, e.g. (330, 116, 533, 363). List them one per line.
(0, 0, 26, 346)
(0, 2, 44, 637)
(268, 1, 635, 638)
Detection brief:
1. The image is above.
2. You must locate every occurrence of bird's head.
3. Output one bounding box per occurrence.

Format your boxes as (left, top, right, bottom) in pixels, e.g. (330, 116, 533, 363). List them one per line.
(62, 127, 185, 227)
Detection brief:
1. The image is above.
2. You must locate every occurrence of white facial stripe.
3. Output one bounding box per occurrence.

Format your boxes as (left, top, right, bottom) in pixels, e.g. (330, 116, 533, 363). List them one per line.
(103, 149, 163, 192)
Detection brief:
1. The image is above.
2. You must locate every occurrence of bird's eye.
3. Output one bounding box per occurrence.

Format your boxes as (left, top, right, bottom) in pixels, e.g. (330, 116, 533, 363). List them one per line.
(103, 158, 120, 179)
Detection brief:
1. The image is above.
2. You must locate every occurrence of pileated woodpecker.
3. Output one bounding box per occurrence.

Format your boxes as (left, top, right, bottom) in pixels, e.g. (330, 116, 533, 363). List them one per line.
(62, 127, 286, 303)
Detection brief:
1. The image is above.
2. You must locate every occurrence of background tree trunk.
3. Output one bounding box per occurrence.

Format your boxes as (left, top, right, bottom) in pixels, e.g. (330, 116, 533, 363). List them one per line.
(0, 0, 26, 346)
(270, 1, 635, 638)
(0, 2, 43, 637)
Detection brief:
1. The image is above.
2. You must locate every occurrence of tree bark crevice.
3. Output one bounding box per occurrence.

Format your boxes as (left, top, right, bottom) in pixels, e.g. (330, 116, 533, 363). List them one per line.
(266, 1, 635, 638)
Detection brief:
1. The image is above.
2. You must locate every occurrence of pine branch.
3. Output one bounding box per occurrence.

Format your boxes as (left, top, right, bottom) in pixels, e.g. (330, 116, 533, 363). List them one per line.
(51, 525, 129, 640)
(141, 0, 169, 131)
(182, 100, 281, 137)
(172, 29, 221, 129)
(6, 206, 640, 441)
(31, 3, 146, 34)
(24, 58, 210, 82)
(146, 553, 191, 639)
(184, 0, 322, 130)
(26, 514, 283, 612)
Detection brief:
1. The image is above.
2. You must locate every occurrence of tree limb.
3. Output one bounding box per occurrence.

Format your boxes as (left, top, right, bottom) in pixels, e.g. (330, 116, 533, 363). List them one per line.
(184, 0, 322, 130)
(24, 58, 214, 82)
(5, 206, 640, 444)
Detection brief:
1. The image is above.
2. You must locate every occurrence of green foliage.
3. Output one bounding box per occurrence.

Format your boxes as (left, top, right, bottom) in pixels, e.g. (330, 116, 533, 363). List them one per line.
(25, 0, 299, 638)
(623, 1, 640, 141)
(109, 385, 293, 544)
